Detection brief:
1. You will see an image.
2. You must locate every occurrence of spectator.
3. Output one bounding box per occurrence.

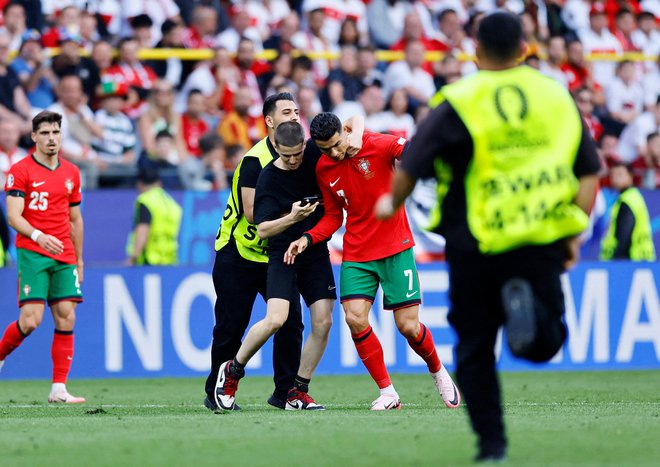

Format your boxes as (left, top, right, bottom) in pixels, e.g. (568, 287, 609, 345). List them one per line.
(338, 17, 361, 47)
(291, 8, 336, 85)
(383, 39, 436, 106)
(540, 35, 569, 88)
(138, 80, 187, 161)
(122, 0, 181, 47)
(367, 87, 415, 140)
(0, 119, 27, 189)
(574, 86, 604, 142)
(50, 30, 100, 103)
(41, 5, 81, 48)
(263, 11, 300, 53)
(138, 129, 182, 188)
(126, 166, 182, 266)
(0, 2, 26, 53)
(233, 38, 268, 116)
(432, 53, 462, 89)
(613, 9, 639, 52)
(359, 84, 387, 127)
(0, 31, 32, 135)
(642, 132, 660, 188)
(561, 39, 592, 91)
(244, 0, 292, 41)
(217, 86, 267, 152)
(130, 13, 154, 49)
(181, 89, 210, 158)
(48, 74, 105, 188)
(367, 0, 412, 48)
(224, 143, 245, 175)
(322, 45, 363, 111)
(303, 0, 368, 45)
(181, 5, 218, 49)
(642, 56, 659, 111)
(150, 19, 188, 90)
(356, 46, 384, 88)
(561, 0, 591, 34)
(91, 39, 114, 74)
(79, 11, 101, 52)
(289, 55, 316, 93)
(606, 60, 644, 127)
(578, 4, 622, 88)
(179, 132, 228, 191)
(617, 97, 660, 162)
(297, 84, 321, 136)
(632, 11, 660, 56)
(390, 12, 447, 74)
(216, 4, 263, 53)
(259, 52, 294, 97)
(177, 46, 240, 115)
(103, 37, 158, 118)
(10, 29, 57, 111)
(91, 84, 137, 187)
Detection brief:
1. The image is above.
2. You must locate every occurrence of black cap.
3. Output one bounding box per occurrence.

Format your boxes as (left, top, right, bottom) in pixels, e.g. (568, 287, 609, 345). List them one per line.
(131, 14, 154, 29)
(137, 166, 160, 184)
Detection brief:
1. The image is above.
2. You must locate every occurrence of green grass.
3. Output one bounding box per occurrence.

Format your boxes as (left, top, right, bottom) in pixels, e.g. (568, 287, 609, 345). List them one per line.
(1, 371, 659, 466)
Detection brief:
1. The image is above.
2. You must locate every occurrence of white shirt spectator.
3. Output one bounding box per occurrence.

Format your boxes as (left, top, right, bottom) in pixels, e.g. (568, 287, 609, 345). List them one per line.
(606, 77, 645, 116)
(47, 101, 97, 159)
(366, 111, 416, 140)
(617, 111, 660, 161)
(578, 27, 622, 87)
(631, 27, 660, 54)
(244, 0, 291, 40)
(121, 0, 180, 46)
(290, 30, 338, 82)
(561, 0, 590, 34)
(333, 100, 365, 124)
(540, 62, 569, 88)
(640, 0, 660, 17)
(642, 66, 660, 108)
(303, 0, 368, 44)
(176, 64, 217, 112)
(383, 61, 436, 102)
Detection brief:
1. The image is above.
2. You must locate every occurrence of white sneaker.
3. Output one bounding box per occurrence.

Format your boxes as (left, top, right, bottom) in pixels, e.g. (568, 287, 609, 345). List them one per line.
(432, 366, 461, 409)
(48, 390, 86, 404)
(370, 393, 401, 411)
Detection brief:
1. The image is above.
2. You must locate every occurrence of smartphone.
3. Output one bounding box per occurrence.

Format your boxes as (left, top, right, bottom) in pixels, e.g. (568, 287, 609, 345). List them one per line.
(300, 195, 321, 207)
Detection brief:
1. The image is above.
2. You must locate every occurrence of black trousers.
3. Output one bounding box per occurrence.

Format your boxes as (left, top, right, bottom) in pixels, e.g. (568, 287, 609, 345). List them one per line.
(446, 244, 568, 454)
(205, 241, 303, 401)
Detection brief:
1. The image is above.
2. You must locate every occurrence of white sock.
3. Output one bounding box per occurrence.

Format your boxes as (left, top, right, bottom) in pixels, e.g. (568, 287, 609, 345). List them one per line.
(51, 382, 66, 394)
(379, 384, 398, 396)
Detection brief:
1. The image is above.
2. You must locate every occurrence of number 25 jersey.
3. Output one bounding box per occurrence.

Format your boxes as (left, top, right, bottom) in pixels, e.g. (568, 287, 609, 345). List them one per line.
(4, 155, 82, 264)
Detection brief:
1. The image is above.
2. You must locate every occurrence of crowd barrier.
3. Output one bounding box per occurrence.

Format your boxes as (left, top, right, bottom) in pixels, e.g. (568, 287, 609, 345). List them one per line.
(0, 261, 658, 380)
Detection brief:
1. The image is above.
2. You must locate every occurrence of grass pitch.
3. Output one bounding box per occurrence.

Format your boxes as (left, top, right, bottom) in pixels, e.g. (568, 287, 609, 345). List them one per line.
(1, 371, 658, 466)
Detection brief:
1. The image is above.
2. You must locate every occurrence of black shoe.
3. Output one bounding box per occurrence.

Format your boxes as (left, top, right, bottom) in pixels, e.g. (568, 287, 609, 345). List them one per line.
(474, 450, 507, 463)
(501, 278, 536, 358)
(267, 394, 286, 410)
(204, 395, 241, 412)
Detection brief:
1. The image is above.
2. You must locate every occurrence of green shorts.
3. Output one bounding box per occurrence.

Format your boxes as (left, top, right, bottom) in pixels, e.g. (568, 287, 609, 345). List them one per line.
(17, 249, 83, 306)
(340, 248, 421, 310)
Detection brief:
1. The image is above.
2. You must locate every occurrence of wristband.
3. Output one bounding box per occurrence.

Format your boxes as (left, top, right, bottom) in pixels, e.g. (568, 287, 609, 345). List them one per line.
(31, 230, 43, 242)
(302, 233, 313, 247)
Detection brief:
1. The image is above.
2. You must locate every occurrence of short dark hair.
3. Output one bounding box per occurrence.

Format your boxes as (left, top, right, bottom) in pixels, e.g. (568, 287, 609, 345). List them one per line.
(647, 132, 659, 143)
(262, 92, 296, 118)
(477, 12, 523, 61)
(137, 167, 160, 185)
(611, 161, 633, 174)
(155, 129, 173, 140)
(310, 112, 342, 142)
(32, 110, 62, 133)
(187, 88, 203, 98)
(292, 55, 313, 71)
(199, 132, 224, 153)
(274, 121, 305, 148)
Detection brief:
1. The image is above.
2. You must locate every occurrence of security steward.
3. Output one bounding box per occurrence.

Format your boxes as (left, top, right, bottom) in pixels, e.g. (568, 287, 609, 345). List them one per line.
(600, 162, 656, 261)
(126, 167, 182, 265)
(375, 12, 600, 462)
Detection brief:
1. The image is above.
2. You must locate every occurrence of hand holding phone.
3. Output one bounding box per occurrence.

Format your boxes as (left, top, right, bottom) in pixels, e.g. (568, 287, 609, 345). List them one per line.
(300, 195, 320, 207)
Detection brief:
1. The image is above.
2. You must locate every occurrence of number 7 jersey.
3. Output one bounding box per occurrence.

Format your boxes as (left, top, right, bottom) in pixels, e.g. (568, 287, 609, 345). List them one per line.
(4, 155, 82, 264)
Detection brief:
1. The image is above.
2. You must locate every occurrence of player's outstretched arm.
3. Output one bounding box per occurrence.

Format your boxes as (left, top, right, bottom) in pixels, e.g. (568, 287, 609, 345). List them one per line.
(284, 235, 311, 265)
(6, 195, 64, 255)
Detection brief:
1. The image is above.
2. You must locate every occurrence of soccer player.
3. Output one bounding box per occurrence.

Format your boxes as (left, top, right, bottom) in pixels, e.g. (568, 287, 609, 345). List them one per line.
(376, 12, 600, 461)
(216, 122, 335, 411)
(284, 112, 460, 411)
(0, 110, 85, 403)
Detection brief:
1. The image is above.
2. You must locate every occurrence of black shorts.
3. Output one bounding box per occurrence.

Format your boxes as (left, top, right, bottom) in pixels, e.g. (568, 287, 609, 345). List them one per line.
(267, 243, 336, 307)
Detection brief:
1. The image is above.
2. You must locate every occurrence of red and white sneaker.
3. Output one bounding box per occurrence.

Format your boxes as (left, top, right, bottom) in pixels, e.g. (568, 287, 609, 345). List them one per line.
(215, 360, 242, 411)
(48, 390, 86, 404)
(370, 393, 401, 411)
(285, 388, 325, 410)
(432, 366, 461, 409)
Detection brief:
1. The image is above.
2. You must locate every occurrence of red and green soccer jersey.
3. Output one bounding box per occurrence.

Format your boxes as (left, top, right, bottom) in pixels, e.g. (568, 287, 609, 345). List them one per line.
(308, 131, 414, 262)
(4, 155, 82, 264)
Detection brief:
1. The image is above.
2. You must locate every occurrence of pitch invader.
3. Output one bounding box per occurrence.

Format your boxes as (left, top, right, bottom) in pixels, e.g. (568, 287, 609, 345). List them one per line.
(0, 110, 86, 404)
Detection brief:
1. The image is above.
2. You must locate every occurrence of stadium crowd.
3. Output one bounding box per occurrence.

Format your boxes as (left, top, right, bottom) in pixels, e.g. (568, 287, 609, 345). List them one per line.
(0, 0, 658, 191)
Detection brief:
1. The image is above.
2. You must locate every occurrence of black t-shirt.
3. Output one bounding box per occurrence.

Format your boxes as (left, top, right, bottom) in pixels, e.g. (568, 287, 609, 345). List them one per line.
(0, 67, 21, 112)
(401, 99, 601, 256)
(253, 140, 323, 253)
